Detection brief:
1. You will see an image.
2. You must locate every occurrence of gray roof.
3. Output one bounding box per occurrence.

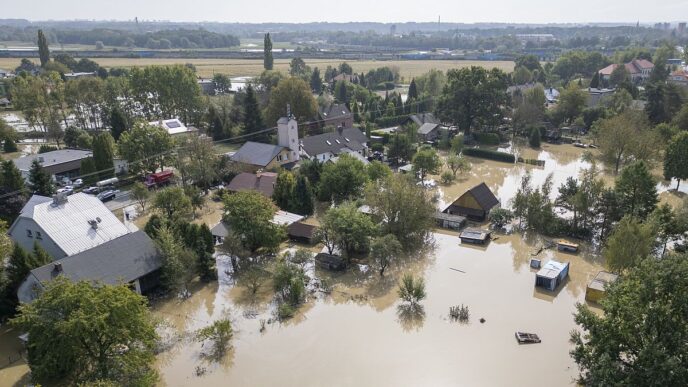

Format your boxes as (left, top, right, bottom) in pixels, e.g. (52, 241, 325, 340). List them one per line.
(211, 222, 230, 238)
(11, 193, 131, 256)
(319, 104, 351, 121)
(30, 231, 160, 286)
(13, 149, 93, 172)
(300, 128, 368, 157)
(418, 123, 440, 135)
(464, 182, 500, 211)
(408, 113, 439, 126)
(227, 172, 277, 197)
(231, 141, 285, 167)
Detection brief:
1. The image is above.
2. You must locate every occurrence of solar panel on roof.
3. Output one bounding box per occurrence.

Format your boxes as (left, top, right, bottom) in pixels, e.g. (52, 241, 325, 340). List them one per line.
(165, 120, 181, 128)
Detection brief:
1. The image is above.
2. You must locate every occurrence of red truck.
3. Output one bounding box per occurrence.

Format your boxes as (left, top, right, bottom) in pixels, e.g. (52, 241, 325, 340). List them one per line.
(145, 170, 174, 189)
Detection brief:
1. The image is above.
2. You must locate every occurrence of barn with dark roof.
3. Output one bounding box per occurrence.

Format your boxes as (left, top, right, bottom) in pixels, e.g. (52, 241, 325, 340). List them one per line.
(443, 182, 500, 221)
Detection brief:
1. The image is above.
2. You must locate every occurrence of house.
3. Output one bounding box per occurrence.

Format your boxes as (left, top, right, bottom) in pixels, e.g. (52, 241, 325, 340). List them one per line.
(148, 118, 198, 137)
(443, 182, 500, 221)
(544, 87, 560, 103)
(405, 113, 440, 127)
(418, 123, 441, 142)
(331, 73, 358, 84)
(585, 271, 619, 303)
(8, 193, 133, 260)
(198, 78, 215, 95)
(17, 230, 161, 303)
(300, 126, 369, 162)
(64, 72, 97, 80)
(587, 88, 615, 108)
(535, 260, 570, 291)
(318, 103, 353, 129)
(227, 172, 277, 197)
(287, 222, 318, 244)
(598, 59, 654, 84)
(669, 68, 688, 87)
(231, 116, 300, 170)
(12, 149, 93, 182)
(434, 212, 466, 230)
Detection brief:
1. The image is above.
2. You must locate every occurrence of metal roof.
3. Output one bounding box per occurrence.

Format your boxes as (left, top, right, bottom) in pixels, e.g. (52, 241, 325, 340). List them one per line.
(271, 210, 304, 226)
(536, 260, 569, 280)
(13, 149, 93, 172)
(30, 231, 160, 286)
(418, 122, 440, 135)
(300, 127, 368, 157)
(148, 119, 196, 135)
(18, 193, 131, 256)
(231, 141, 286, 167)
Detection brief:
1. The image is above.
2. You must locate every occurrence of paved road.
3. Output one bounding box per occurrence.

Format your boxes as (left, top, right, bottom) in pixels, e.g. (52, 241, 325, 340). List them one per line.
(104, 190, 135, 211)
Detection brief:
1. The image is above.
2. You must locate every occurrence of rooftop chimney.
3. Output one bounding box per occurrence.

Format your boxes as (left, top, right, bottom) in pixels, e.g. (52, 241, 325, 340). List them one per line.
(88, 219, 99, 230)
(52, 192, 68, 206)
(337, 125, 344, 135)
(53, 262, 62, 273)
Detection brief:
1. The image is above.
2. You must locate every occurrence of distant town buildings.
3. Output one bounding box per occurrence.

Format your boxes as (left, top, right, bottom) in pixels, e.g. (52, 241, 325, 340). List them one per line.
(598, 59, 654, 84)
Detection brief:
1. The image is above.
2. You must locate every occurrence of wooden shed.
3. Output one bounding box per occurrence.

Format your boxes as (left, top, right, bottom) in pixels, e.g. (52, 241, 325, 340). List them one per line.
(585, 271, 619, 303)
(459, 228, 491, 245)
(434, 212, 466, 230)
(315, 253, 346, 271)
(535, 260, 570, 291)
(287, 222, 318, 244)
(444, 182, 500, 221)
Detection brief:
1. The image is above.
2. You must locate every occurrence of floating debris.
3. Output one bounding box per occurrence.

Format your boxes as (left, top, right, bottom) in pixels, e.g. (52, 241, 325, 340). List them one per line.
(515, 332, 541, 344)
(479, 318, 486, 324)
(449, 267, 466, 273)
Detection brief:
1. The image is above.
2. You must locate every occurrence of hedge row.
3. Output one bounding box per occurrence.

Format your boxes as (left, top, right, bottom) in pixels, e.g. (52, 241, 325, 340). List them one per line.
(474, 132, 501, 145)
(463, 148, 515, 163)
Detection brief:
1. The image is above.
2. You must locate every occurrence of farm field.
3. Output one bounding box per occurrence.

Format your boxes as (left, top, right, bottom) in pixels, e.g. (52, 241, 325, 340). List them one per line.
(0, 58, 515, 79)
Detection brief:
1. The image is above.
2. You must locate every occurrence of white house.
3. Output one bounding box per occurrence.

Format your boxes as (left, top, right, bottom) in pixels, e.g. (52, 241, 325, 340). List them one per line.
(149, 118, 198, 136)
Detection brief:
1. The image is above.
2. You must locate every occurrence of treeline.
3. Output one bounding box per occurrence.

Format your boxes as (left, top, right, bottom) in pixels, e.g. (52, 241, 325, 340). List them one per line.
(0, 26, 240, 49)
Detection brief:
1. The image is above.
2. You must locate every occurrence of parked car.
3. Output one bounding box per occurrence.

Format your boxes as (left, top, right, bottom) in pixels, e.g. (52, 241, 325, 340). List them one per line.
(72, 179, 83, 187)
(57, 186, 74, 196)
(97, 190, 116, 202)
(82, 186, 100, 195)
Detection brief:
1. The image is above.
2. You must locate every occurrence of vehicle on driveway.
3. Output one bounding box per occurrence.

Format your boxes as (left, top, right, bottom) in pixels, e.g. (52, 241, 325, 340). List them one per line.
(57, 186, 74, 195)
(72, 179, 83, 187)
(97, 190, 116, 202)
(82, 186, 100, 195)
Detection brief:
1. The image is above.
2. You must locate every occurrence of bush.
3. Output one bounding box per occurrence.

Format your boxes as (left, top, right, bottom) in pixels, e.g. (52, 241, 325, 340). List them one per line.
(440, 170, 455, 185)
(371, 142, 384, 152)
(3, 138, 17, 153)
(449, 304, 470, 322)
(488, 208, 514, 227)
(474, 132, 500, 145)
(277, 303, 295, 320)
(462, 148, 515, 163)
(195, 319, 233, 358)
(398, 274, 426, 305)
(38, 145, 58, 154)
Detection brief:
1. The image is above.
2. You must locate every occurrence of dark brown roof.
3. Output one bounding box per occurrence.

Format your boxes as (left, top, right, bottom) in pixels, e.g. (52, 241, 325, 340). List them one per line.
(465, 182, 499, 211)
(287, 222, 318, 239)
(227, 172, 277, 197)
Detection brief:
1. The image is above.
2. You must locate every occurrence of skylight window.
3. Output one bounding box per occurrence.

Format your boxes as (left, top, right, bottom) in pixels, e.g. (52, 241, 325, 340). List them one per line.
(326, 140, 332, 145)
(335, 139, 341, 144)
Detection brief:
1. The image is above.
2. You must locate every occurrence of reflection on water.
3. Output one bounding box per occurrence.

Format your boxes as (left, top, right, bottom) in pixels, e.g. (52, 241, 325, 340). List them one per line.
(154, 231, 603, 386)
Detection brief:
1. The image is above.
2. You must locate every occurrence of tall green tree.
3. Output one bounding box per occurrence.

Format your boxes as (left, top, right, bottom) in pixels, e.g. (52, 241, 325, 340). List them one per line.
(320, 202, 376, 258)
(12, 278, 158, 386)
(310, 67, 323, 93)
(223, 191, 284, 253)
(407, 78, 419, 101)
(243, 84, 266, 141)
(291, 174, 314, 216)
(603, 216, 656, 273)
(2, 160, 24, 192)
(436, 66, 508, 134)
(92, 132, 115, 179)
(266, 77, 318, 125)
(79, 157, 97, 185)
(272, 170, 296, 210)
(370, 234, 403, 276)
(263, 33, 273, 70)
(412, 145, 441, 180)
(153, 187, 193, 220)
(318, 154, 368, 203)
(155, 225, 196, 293)
(663, 131, 688, 190)
(570, 253, 688, 386)
(615, 161, 658, 220)
(28, 159, 53, 196)
(118, 122, 174, 175)
(37, 30, 50, 67)
(108, 106, 129, 141)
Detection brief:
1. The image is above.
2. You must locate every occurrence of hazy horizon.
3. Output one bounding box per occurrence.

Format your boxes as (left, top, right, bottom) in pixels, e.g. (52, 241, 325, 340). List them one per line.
(3, 0, 688, 25)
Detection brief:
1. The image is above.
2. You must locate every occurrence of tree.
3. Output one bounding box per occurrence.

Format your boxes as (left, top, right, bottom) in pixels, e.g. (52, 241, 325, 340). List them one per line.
(436, 66, 508, 134)
(195, 319, 233, 359)
(310, 67, 323, 94)
(153, 187, 193, 220)
(488, 208, 514, 228)
(318, 153, 368, 203)
(155, 225, 196, 293)
(28, 159, 53, 196)
(242, 84, 266, 141)
(320, 202, 376, 258)
(370, 234, 402, 276)
(609, 65, 630, 87)
(176, 135, 218, 189)
(2, 160, 24, 192)
(223, 191, 284, 253)
(211, 73, 231, 95)
(603, 216, 656, 273)
(529, 127, 541, 148)
(615, 161, 658, 220)
(570, 253, 688, 386)
(92, 132, 115, 179)
(37, 30, 50, 67)
(446, 154, 470, 178)
(79, 157, 97, 185)
(108, 106, 129, 141)
(272, 170, 296, 210)
(291, 174, 314, 216)
(118, 122, 174, 175)
(367, 161, 392, 181)
(663, 132, 688, 190)
(412, 145, 441, 181)
(589, 71, 600, 88)
(289, 57, 309, 78)
(365, 174, 435, 249)
(555, 84, 587, 124)
(131, 182, 151, 213)
(12, 277, 158, 385)
(338, 62, 353, 75)
(129, 65, 201, 123)
(407, 79, 419, 101)
(263, 33, 273, 70)
(398, 274, 426, 305)
(512, 66, 533, 85)
(594, 110, 658, 174)
(387, 133, 414, 163)
(265, 77, 318, 125)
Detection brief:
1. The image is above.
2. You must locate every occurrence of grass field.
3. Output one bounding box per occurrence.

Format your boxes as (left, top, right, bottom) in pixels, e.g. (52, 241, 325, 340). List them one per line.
(0, 58, 514, 80)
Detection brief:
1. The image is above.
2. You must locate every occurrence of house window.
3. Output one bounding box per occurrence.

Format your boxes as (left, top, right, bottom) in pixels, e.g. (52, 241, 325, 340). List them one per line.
(277, 155, 282, 161)
(36, 231, 42, 240)
(26, 230, 32, 238)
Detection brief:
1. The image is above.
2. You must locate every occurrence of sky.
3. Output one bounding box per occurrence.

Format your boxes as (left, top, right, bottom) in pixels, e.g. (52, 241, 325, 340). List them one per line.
(4, 0, 688, 24)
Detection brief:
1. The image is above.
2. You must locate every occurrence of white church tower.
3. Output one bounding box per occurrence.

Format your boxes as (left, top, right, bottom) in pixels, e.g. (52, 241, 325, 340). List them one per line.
(277, 105, 300, 162)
